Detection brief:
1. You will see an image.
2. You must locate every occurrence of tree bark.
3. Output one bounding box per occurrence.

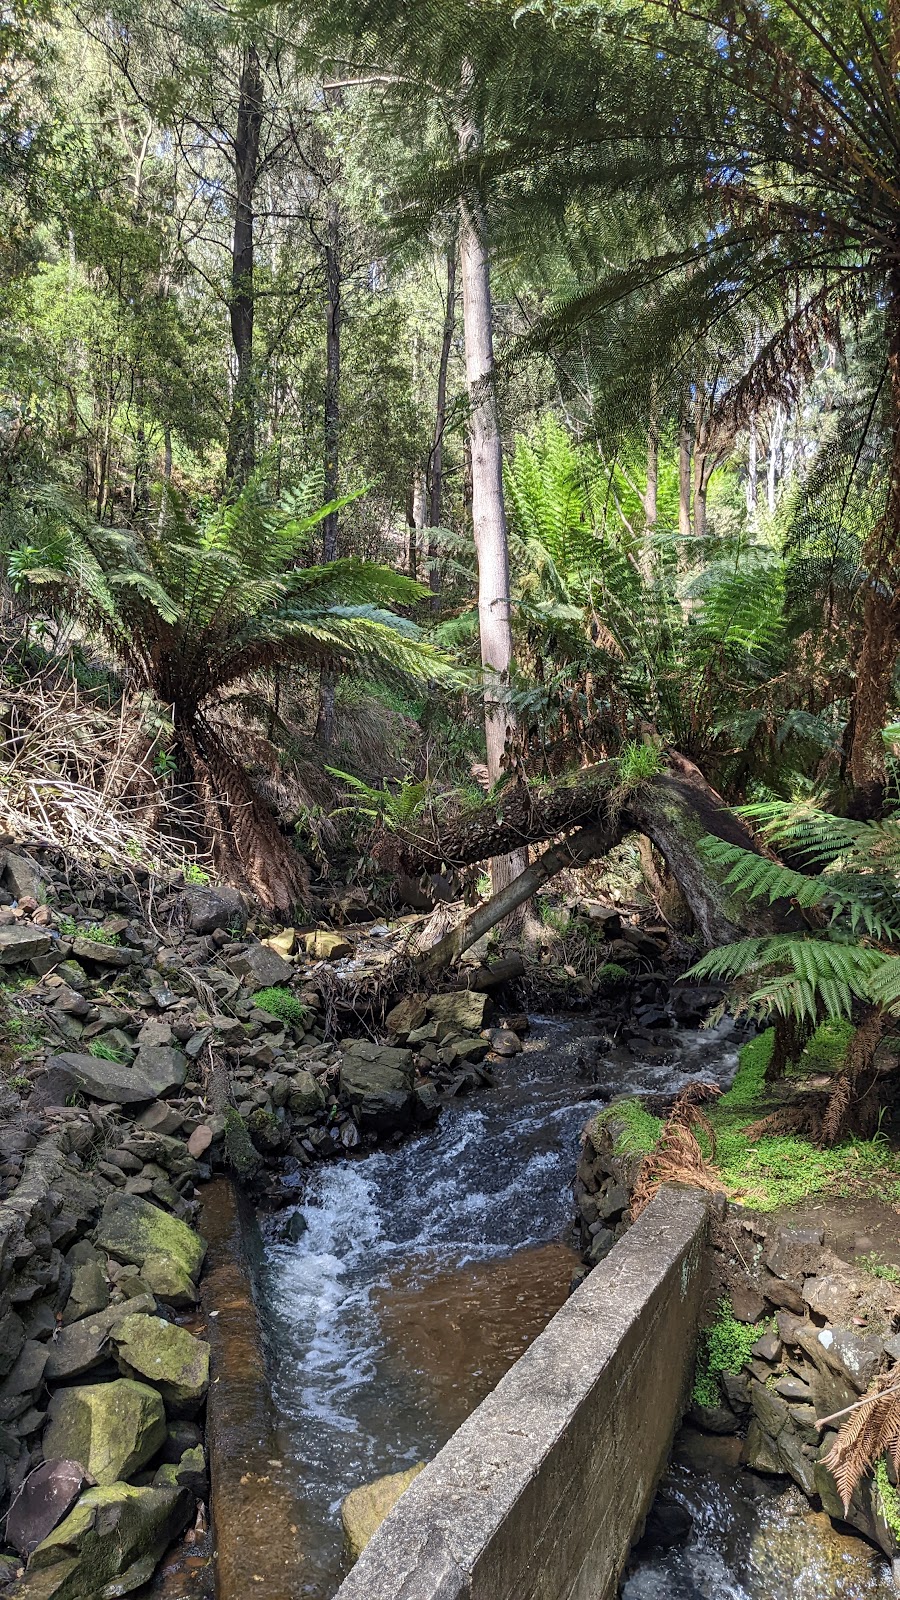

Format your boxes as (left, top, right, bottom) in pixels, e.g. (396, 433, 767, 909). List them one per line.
(316, 195, 342, 745)
(398, 751, 788, 948)
(426, 239, 457, 608)
(225, 44, 263, 489)
(847, 267, 900, 816)
(678, 408, 693, 545)
(456, 74, 527, 894)
(420, 824, 613, 972)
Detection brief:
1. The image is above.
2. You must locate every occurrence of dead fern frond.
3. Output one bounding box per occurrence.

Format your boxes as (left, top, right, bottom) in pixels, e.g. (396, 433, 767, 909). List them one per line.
(822, 1373, 900, 1513)
(743, 1104, 819, 1141)
(631, 1081, 724, 1217)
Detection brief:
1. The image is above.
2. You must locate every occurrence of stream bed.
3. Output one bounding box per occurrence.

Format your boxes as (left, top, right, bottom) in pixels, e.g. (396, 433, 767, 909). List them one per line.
(258, 1014, 740, 1596)
(255, 1010, 898, 1599)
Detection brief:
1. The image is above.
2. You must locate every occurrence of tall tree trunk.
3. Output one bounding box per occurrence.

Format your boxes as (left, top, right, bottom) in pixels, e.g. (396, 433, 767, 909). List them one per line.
(767, 401, 785, 514)
(641, 388, 659, 582)
(427, 238, 458, 608)
(678, 408, 693, 545)
(225, 44, 263, 489)
(746, 410, 758, 521)
(316, 197, 342, 746)
(848, 269, 900, 816)
(456, 79, 527, 893)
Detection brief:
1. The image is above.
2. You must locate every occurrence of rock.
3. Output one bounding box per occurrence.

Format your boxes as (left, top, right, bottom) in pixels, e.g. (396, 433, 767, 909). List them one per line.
(762, 1226, 824, 1287)
(139, 1253, 198, 1309)
(425, 991, 494, 1032)
(639, 1493, 693, 1552)
(304, 931, 352, 961)
(3, 851, 45, 901)
(669, 983, 724, 1025)
(287, 1071, 326, 1116)
(111, 1314, 209, 1412)
(486, 1029, 523, 1057)
(747, 1378, 817, 1495)
(37, 1046, 186, 1107)
(27, 1482, 193, 1598)
(689, 1402, 739, 1435)
(184, 1124, 212, 1160)
(183, 885, 246, 935)
(441, 1036, 491, 1066)
(42, 1380, 166, 1485)
(62, 1259, 108, 1325)
(742, 1416, 788, 1476)
(763, 1274, 805, 1314)
(814, 1324, 884, 1393)
(152, 1443, 207, 1495)
(94, 1193, 206, 1281)
(228, 944, 293, 986)
(0, 925, 52, 965)
(339, 1042, 415, 1132)
(6, 1460, 90, 1558)
(385, 996, 427, 1036)
(751, 1332, 781, 1363)
(44, 1297, 157, 1381)
(70, 938, 133, 968)
(263, 928, 296, 957)
(137, 1103, 184, 1136)
(751, 1505, 892, 1596)
(730, 1285, 767, 1323)
(340, 1463, 425, 1562)
(0, 1339, 49, 1400)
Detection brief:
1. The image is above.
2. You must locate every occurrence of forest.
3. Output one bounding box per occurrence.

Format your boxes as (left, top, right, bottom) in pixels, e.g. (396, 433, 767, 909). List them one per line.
(4, 2, 900, 1597)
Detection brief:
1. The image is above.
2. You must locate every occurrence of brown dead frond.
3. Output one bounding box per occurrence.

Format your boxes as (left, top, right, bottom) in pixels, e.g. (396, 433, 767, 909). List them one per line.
(631, 1081, 725, 1218)
(822, 1372, 900, 1514)
(743, 1104, 819, 1142)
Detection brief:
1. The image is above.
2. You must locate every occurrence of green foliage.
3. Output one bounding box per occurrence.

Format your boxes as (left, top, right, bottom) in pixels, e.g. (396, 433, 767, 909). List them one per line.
(182, 861, 210, 885)
(718, 1029, 774, 1108)
(799, 1019, 855, 1075)
(596, 961, 629, 988)
(326, 769, 428, 831)
(251, 987, 308, 1026)
(693, 1298, 767, 1409)
(88, 1039, 128, 1063)
(874, 1459, 900, 1543)
(596, 1098, 663, 1156)
(616, 741, 662, 788)
(690, 801, 900, 1024)
(858, 1255, 900, 1287)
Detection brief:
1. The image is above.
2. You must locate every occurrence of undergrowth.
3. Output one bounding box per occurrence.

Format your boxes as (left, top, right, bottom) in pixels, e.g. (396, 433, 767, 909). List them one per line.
(875, 1458, 900, 1543)
(693, 1296, 768, 1408)
(251, 986, 308, 1026)
(857, 1253, 900, 1285)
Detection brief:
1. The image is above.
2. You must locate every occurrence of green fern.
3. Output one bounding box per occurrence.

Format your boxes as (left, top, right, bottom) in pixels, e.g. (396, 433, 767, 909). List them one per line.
(326, 768, 428, 830)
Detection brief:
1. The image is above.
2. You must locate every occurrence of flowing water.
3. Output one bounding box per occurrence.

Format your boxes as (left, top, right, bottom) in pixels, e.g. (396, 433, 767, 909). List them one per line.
(258, 1014, 741, 1596)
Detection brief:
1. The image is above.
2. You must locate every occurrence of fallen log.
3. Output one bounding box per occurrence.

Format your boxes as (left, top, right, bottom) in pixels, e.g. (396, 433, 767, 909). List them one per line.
(404, 751, 790, 957)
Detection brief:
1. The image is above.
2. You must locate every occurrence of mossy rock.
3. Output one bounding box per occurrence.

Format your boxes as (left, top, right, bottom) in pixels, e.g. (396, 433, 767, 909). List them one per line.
(26, 1482, 193, 1599)
(94, 1194, 205, 1282)
(111, 1314, 209, 1413)
(139, 1252, 198, 1310)
(42, 1380, 166, 1486)
(340, 1463, 425, 1563)
(287, 1070, 325, 1116)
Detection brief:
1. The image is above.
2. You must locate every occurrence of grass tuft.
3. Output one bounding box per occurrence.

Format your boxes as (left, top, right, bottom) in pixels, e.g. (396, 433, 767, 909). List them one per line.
(251, 986, 308, 1026)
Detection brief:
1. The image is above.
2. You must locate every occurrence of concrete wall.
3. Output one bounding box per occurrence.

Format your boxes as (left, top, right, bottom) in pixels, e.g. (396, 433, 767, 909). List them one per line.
(333, 1186, 708, 1600)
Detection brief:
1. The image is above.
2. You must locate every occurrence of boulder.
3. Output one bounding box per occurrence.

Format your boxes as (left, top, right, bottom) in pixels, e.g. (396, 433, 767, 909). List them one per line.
(287, 1071, 326, 1116)
(37, 1046, 186, 1107)
(27, 1482, 193, 1599)
(94, 1194, 206, 1281)
(384, 996, 427, 1036)
(425, 991, 494, 1033)
(304, 931, 352, 961)
(228, 944, 293, 987)
(6, 1460, 90, 1558)
(339, 1043, 415, 1132)
(139, 1251, 200, 1310)
(44, 1297, 157, 1381)
(42, 1380, 166, 1485)
(340, 1463, 425, 1563)
(111, 1314, 209, 1412)
(152, 1444, 207, 1495)
(62, 1259, 108, 1325)
(3, 850, 45, 901)
(183, 885, 246, 935)
(0, 925, 52, 965)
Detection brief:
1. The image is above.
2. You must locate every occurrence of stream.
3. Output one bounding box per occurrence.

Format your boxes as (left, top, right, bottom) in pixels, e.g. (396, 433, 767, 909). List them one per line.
(257, 1010, 898, 1599)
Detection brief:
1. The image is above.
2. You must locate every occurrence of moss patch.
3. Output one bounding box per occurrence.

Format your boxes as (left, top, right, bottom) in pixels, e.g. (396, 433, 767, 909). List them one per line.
(693, 1296, 768, 1408)
(251, 986, 307, 1026)
(875, 1456, 900, 1545)
(595, 1098, 663, 1155)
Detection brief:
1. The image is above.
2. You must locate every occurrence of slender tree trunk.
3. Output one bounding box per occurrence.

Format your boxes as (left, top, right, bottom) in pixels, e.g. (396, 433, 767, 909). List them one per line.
(456, 80, 527, 893)
(767, 402, 785, 515)
(225, 44, 263, 489)
(848, 269, 900, 816)
(746, 410, 758, 521)
(678, 409, 693, 545)
(641, 388, 659, 583)
(315, 196, 343, 746)
(426, 239, 458, 608)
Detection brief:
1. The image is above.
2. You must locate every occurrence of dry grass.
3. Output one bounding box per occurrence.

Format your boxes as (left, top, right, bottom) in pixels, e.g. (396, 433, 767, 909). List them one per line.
(0, 675, 203, 874)
(631, 1082, 726, 1217)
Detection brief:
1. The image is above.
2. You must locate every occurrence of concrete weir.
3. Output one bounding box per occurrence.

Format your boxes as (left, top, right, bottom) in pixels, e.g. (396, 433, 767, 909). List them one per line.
(333, 1186, 709, 1600)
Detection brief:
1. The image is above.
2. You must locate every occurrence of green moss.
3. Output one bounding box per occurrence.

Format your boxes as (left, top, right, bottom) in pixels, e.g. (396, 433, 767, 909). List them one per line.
(875, 1457, 900, 1543)
(799, 1018, 855, 1074)
(596, 1098, 663, 1155)
(251, 986, 308, 1025)
(596, 961, 629, 988)
(693, 1296, 767, 1408)
(223, 1107, 259, 1176)
(719, 1029, 774, 1108)
(857, 1252, 900, 1285)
